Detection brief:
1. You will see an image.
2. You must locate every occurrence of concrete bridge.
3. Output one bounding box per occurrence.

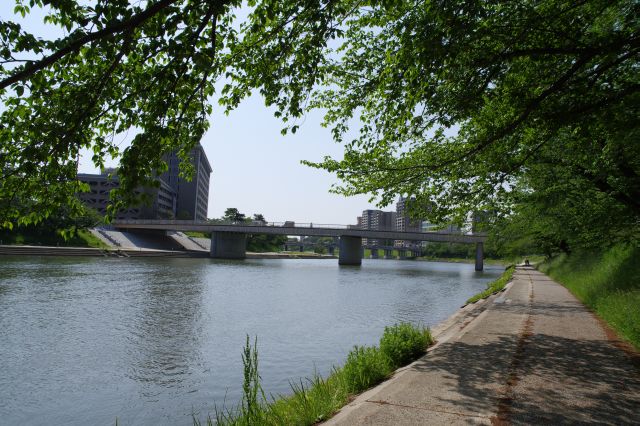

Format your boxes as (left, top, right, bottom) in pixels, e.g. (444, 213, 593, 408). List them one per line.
(113, 220, 487, 270)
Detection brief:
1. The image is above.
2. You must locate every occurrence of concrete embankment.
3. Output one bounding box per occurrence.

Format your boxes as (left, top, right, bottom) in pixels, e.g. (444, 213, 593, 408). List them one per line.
(0, 244, 208, 258)
(325, 266, 640, 424)
(0, 244, 336, 260)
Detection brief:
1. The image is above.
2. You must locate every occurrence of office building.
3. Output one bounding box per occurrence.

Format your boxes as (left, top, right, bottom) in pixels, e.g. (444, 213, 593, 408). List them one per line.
(361, 209, 396, 245)
(77, 170, 177, 219)
(395, 197, 423, 247)
(78, 144, 211, 220)
(161, 144, 212, 221)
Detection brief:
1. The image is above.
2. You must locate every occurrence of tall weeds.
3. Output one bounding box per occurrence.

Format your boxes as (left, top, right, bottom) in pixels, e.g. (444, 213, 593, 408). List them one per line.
(199, 323, 434, 426)
(241, 335, 263, 421)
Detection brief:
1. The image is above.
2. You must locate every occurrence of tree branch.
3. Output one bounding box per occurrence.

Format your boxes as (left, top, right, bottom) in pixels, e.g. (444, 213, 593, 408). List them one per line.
(0, 0, 180, 91)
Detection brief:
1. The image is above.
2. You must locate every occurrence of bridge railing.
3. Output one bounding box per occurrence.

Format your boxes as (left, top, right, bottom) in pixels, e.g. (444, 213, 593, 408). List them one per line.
(113, 219, 353, 229)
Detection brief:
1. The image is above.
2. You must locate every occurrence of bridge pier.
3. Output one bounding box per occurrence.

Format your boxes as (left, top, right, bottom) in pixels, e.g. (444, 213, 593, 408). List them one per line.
(210, 232, 246, 259)
(398, 249, 407, 260)
(339, 236, 362, 265)
(475, 242, 484, 271)
(328, 246, 335, 256)
(384, 249, 394, 259)
(370, 249, 379, 259)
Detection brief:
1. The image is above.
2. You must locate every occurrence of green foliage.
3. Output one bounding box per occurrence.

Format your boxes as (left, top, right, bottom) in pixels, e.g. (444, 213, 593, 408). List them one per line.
(3, 1, 637, 254)
(76, 229, 110, 249)
(466, 266, 515, 304)
(298, 1, 640, 243)
(539, 244, 640, 350)
(2, 0, 243, 224)
(184, 231, 210, 239)
(0, 228, 107, 249)
(313, 245, 327, 255)
(420, 241, 502, 260)
(218, 209, 285, 252)
(341, 346, 391, 394)
(223, 208, 246, 223)
(379, 323, 433, 369)
(246, 234, 287, 253)
(302, 236, 334, 255)
(177, 210, 192, 220)
(260, 372, 348, 425)
(203, 323, 433, 425)
(0, 203, 103, 245)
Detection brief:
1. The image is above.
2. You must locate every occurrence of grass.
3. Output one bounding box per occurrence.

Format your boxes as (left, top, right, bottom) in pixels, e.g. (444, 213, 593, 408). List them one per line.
(197, 323, 434, 425)
(280, 251, 331, 257)
(466, 265, 515, 304)
(76, 229, 110, 249)
(185, 231, 210, 239)
(539, 243, 640, 350)
(0, 228, 108, 249)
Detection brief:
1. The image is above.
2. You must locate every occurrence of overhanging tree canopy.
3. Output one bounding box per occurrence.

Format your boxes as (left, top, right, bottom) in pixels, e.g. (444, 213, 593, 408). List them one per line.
(1, 1, 638, 249)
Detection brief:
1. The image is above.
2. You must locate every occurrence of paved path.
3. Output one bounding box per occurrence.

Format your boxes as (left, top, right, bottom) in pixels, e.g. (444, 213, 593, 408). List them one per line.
(326, 266, 640, 425)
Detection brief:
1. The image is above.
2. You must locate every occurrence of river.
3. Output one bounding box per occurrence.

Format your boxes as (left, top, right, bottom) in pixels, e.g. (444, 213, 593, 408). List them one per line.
(0, 256, 502, 425)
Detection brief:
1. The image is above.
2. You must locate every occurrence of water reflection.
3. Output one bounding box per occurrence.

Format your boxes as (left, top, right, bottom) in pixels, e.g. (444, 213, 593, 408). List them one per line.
(126, 260, 208, 392)
(0, 256, 501, 425)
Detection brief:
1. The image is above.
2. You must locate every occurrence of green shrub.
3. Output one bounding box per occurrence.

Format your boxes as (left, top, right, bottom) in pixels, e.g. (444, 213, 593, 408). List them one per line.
(341, 345, 391, 394)
(379, 323, 433, 368)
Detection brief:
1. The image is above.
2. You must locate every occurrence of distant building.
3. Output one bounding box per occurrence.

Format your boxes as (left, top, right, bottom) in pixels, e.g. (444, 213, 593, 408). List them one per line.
(394, 197, 423, 247)
(77, 171, 177, 219)
(361, 209, 396, 246)
(161, 144, 212, 221)
(78, 144, 211, 220)
(395, 197, 422, 232)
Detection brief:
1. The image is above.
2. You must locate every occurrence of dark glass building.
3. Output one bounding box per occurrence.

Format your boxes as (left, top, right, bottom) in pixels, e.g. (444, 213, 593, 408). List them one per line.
(78, 144, 212, 220)
(161, 144, 212, 221)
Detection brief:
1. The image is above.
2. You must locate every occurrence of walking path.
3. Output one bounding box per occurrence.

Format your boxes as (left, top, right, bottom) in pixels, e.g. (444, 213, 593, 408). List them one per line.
(327, 266, 640, 424)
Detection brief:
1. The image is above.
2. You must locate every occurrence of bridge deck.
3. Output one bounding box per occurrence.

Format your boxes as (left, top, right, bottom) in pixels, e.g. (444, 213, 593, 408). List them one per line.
(113, 220, 486, 244)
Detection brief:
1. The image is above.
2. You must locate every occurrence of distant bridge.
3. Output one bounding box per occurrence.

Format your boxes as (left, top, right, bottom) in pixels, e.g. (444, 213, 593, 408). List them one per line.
(113, 220, 487, 270)
(283, 241, 426, 259)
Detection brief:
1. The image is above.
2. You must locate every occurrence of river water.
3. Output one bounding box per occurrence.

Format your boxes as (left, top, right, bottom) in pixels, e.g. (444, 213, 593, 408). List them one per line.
(0, 256, 502, 425)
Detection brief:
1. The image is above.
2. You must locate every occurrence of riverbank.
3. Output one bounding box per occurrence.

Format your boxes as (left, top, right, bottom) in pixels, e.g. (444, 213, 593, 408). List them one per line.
(464, 265, 515, 304)
(248, 252, 336, 259)
(204, 324, 435, 426)
(325, 266, 640, 424)
(0, 244, 336, 259)
(0, 244, 208, 258)
(0, 229, 108, 248)
(539, 243, 640, 350)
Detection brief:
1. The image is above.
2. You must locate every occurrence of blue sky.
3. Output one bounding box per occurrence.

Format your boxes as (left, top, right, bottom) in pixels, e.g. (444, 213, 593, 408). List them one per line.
(0, 3, 383, 224)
